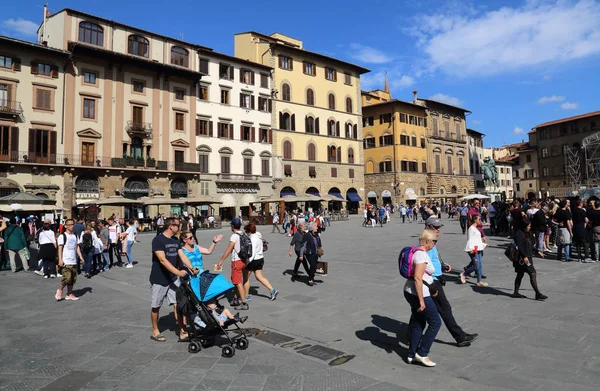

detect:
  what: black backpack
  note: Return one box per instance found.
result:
[235,232,253,261]
[81,232,94,252]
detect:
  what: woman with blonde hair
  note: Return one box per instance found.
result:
[403,230,441,367]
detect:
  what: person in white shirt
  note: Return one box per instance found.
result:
[271,212,281,234]
[125,219,137,268]
[37,221,57,278]
[107,217,122,268]
[243,223,278,302]
[460,214,488,286]
[55,219,84,301]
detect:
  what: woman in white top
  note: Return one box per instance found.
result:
[125,219,137,268]
[37,222,57,278]
[403,230,441,367]
[460,214,488,286]
[243,223,278,301]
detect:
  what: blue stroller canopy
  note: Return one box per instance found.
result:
[190,271,234,302]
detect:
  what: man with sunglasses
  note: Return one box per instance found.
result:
[150,217,195,342]
[424,217,478,347]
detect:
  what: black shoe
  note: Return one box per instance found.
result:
[457,333,478,347]
[535,293,548,301]
[234,313,248,324]
[481,275,487,279]
[511,293,527,298]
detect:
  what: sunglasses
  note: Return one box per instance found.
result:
[66,223,74,226]
[185,236,194,240]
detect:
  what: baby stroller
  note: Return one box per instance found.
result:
[177,270,249,358]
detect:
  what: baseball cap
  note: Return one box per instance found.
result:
[231,218,242,228]
[424,217,444,227]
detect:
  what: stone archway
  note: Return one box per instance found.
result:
[170,177,188,199]
[124,176,149,199]
[280,186,296,197]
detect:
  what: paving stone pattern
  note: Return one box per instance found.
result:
[0,215,599,390]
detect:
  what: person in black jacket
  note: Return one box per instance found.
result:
[512,219,548,300]
[298,222,322,286]
[289,221,310,281]
[530,201,548,257]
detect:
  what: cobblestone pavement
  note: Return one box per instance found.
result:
[1,215,599,390]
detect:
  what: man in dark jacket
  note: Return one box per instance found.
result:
[530,200,547,256]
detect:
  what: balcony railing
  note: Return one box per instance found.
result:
[126,121,153,138]
[429,131,467,143]
[0,100,23,116]
[0,151,202,173]
[216,173,259,183]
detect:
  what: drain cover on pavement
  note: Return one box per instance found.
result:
[253,331,295,345]
[297,345,345,361]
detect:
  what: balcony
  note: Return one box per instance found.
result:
[125,121,153,139]
[216,173,260,183]
[0,100,23,118]
[429,131,467,143]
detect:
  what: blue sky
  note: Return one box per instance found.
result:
[2,0,599,148]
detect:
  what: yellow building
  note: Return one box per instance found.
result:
[234,32,369,213]
[362,90,429,205]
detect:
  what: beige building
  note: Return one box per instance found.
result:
[234,32,369,213]
[496,142,538,200]
[0,36,70,202]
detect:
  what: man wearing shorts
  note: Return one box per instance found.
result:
[216,218,249,310]
[55,219,84,301]
[150,217,195,342]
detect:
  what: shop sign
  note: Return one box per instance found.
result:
[216,186,258,194]
[76,193,99,199]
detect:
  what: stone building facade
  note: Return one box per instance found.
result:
[467,128,486,192]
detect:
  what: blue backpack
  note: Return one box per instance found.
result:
[398,246,423,279]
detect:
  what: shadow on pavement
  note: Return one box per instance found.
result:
[72,287,93,297]
[471,285,513,297]
[355,315,409,360]
[158,313,178,332]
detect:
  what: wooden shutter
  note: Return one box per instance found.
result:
[240,125,244,140]
[279,112,283,129]
[200,59,208,74]
[315,118,320,134]
[195,119,201,136]
[331,167,337,177]
[250,96,255,110]
[278,56,283,68]
[268,99,272,113]
[10,127,19,160]
[353,124,357,139]
[250,71,255,85]
[239,93,243,108]
[289,57,293,71]
[28,129,35,157]
[305,116,308,132]
[51,65,59,78]
[336,121,340,137]
[302,62,306,73]
[349,169,354,179]
[30,61,38,75]
[337,147,342,163]
[268,128,272,144]
[209,121,213,137]
[239,69,244,83]
[13,58,21,72]
[49,131,57,164]
[229,124,234,139]
[291,114,295,131]
[229,66,234,80]
[251,127,255,142]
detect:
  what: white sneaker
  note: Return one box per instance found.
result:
[34,270,43,276]
[56,273,62,277]
[44,275,48,279]
[50,274,56,278]
[126,264,134,268]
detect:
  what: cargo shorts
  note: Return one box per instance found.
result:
[61,265,77,287]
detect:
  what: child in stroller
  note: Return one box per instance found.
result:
[177,270,250,358]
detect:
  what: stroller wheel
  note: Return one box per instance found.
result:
[236,338,249,350]
[188,341,201,354]
[221,345,235,358]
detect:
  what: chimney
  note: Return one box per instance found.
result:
[413,90,418,104]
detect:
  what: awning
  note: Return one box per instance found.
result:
[306,192,321,197]
[347,193,362,202]
[405,193,418,200]
[367,191,377,198]
[280,191,296,197]
[382,190,392,197]
[328,192,344,200]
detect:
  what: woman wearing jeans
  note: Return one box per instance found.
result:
[125,219,137,268]
[404,230,441,367]
[460,214,488,286]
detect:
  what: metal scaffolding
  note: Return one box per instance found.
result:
[583,131,600,186]
[564,146,581,190]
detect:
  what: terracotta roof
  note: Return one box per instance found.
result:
[417,98,471,114]
[496,155,519,164]
[0,35,70,56]
[362,98,427,111]
[531,110,600,131]
[502,141,528,149]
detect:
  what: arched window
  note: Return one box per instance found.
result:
[78,22,104,46]
[439,187,445,195]
[345,97,352,113]
[308,143,316,161]
[171,46,189,67]
[328,93,336,110]
[283,140,292,159]
[337,146,342,163]
[420,188,425,196]
[306,88,314,106]
[280,112,291,130]
[328,146,337,162]
[306,116,315,133]
[328,120,337,137]
[451,185,457,194]
[282,83,291,101]
[348,148,354,164]
[128,35,149,57]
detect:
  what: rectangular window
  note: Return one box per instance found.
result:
[331,167,337,177]
[132,106,144,124]
[284,164,292,177]
[409,115,415,125]
[199,58,209,75]
[363,116,374,127]
[175,88,185,100]
[325,67,337,81]
[526,154,531,162]
[82,142,95,165]
[240,93,251,109]
[349,168,354,178]
[259,128,269,143]
[241,126,251,141]
[279,56,292,70]
[197,84,208,100]
[221,156,230,173]
[258,96,269,112]
[309,166,317,178]
[83,71,96,84]
[261,159,270,176]
[380,113,392,123]
[199,154,208,173]
[381,135,393,146]
[432,118,439,135]
[219,64,234,80]
[455,123,460,135]
[400,135,409,146]
[560,126,568,136]
[199,181,209,195]
[240,69,254,84]
[260,73,268,88]
[83,98,96,119]
[34,88,52,110]
[243,157,252,175]
[175,151,185,170]
[303,61,316,76]
[0,56,13,69]
[363,138,375,149]
[133,80,144,93]
[28,128,56,163]
[175,112,185,131]
[417,117,424,127]
[444,120,450,135]
[220,89,229,104]
[421,162,427,172]
[380,161,392,172]
[218,123,230,138]
[196,119,209,136]
[344,72,351,85]
[37,63,52,76]
[400,113,407,123]
[420,138,426,148]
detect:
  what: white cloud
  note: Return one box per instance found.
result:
[538,95,565,104]
[410,0,600,76]
[561,102,579,110]
[348,44,392,64]
[1,18,38,37]
[513,126,524,135]
[360,70,415,92]
[428,93,462,107]
[471,119,482,125]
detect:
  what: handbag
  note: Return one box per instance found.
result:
[504,242,519,264]
[317,247,324,257]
